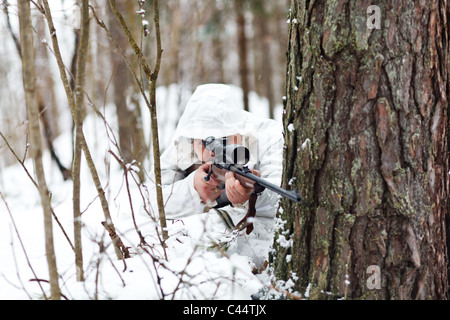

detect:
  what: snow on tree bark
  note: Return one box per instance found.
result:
[275,0,449,299]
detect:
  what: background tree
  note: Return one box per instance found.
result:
[17,0,61,299]
[108,0,168,242]
[235,0,250,111]
[275,0,449,299]
[251,0,275,119]
[72,0,91,282]
[1,1,290,172]
[107,0,147,182]
[3,2,70,180]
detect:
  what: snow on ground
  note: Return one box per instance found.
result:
[0,85,286,300]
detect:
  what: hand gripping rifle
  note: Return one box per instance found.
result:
[201,136,301,234]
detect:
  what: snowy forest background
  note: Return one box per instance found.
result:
[1,0,288,169]
[0,0,295,300]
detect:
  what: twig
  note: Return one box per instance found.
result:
[2,0,22,55]
[108,150,148,247]
[0,131,75,252]
[0,132,36,188]
[89,5,151,111]
[108,0,153,79]
[28,279,69,300]
[0,192,47,299]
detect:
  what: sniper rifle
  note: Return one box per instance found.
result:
[201,136,301,234]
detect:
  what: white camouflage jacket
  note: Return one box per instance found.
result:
[149,84,284,220]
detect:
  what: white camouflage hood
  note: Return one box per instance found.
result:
[173,84,256,140]
[155,83,284,219]
[168,84,259,171]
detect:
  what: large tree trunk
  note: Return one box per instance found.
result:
[275,0,449,300]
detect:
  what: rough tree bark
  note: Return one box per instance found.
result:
[18,0,61,299]
[275,0,449,300]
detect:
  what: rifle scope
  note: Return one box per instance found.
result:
[203,136,250,166]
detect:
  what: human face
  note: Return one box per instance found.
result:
[193,135,243,162]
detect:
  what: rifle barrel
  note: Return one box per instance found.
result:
[228,165,302,203]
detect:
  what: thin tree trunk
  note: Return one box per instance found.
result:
[235,0,249,111]
[17,0,61,299]
[109,1,136,164]
[149,0,169,243]
[72,0,91,282]
[36,15,71,180]
[166,0,181,85]
[125,0,147,184]
[210,2,225,84]
[252,0,275,119]
[275,0,449,300]
[6,7,70,180]
[40,0,129,260]
[70,28,80,163]
[39,21,66,175]
[109,0,168,243]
